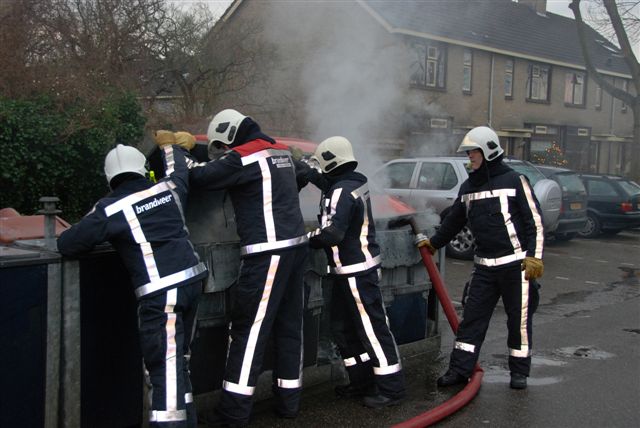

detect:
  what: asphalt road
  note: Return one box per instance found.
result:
[435,230,640,428]
[199,231,640,427]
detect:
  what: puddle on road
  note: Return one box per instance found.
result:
[554,345,615,360]
[617,266,640,285]
[480,364,562,385]
[489,354,567,367]
[482,373,562,386]
[532,356,567,367]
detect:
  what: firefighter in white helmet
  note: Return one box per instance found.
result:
[421,125,544,390]
[298,136,406,408]
[57,138,207,427]
[190,109,308,426]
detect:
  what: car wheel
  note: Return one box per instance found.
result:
[555,232,576,241]
[578,213,601,238]
[446,225,474,260]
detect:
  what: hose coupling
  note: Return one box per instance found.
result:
[414,233,428,247]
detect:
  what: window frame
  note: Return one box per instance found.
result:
[594,84,602,110]
[409,40,447,90]
[504,58,514,99]
[564,70,586,107]
[526,63,551,103]
[621,80,628,113]
[462,48,473,94]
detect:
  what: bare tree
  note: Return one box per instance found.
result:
[1,0,268,128]
[0,0,53,98]
[570,0,640,179]
[198,17,271,118]
[0,0,171,102]
[584,1,639,48]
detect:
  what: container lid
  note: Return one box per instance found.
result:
[0,208,71,244]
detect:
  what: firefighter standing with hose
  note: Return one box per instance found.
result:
[421,126,544,390]
[57,132,207,427]
[297,136,406,408]
[189,109,308,427]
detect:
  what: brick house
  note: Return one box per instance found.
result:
[207,0,634,175]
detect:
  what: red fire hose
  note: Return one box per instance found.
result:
[392,220,484,428]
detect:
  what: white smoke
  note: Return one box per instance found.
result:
[256,2,457,231]
[260,2,447,176]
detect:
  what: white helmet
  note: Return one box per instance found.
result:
[312,136,357,174]
[206,109,248,149]
[104,144,147,184]
[457,126,504,161]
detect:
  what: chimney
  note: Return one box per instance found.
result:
[519,0,547,15]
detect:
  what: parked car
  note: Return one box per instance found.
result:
[374,156,561,259]
[535,165,588,241]
[577,173,640,238]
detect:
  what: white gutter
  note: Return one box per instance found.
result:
[220,0,244,23]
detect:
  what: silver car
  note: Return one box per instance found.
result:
[374,156,561,259]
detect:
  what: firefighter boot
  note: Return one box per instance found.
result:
[335,381,376,398]
[510,373,527,389]
[362,393,404,409]
[437,369,469,387]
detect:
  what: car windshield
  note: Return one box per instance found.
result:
[508,162,545,186]
[618,179,640,196]
[556,173,586,193]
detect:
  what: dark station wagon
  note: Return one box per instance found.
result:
[577,173,640,238]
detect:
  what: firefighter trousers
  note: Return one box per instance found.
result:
[448,264,539,378]
[138,280,203,428]
[330,269,405,399]
[217,245,308,425]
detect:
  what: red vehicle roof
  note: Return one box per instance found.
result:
[194,134,318,154]
[191,134,415,218]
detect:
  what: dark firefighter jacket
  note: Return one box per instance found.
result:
[309,171,381,276]
[188,139,307,256]
[57,145,208,298]
[430,162,544,268]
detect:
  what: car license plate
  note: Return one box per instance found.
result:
[570,202,582,210]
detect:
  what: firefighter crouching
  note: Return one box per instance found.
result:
[57,134,207,427]
[297,136,406,408]
[189,109,308,427]
[421,126,544,390]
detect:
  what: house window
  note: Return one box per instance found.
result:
[410,42,446,89]
[621,80,628,113]
[595,84,602,110]
[504,58,514,98]
[462,49,472,93]
[564,71,585,106]
[526,63,550,102]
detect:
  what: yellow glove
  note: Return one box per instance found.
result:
[522,256,544,280]
[174,131,196,151]
[154,130,176,147]
[417,238,437,255]
[289,146,305,161]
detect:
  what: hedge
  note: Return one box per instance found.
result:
[0,92,146,222]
